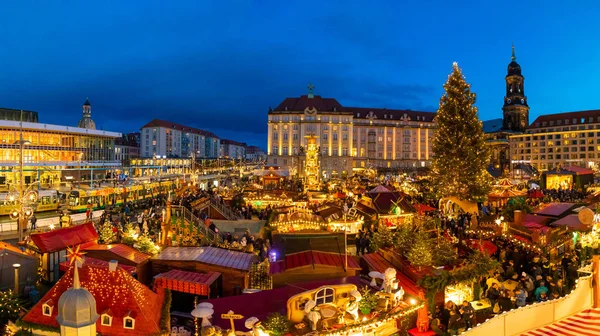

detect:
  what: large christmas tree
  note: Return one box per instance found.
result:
[431,62,492,202]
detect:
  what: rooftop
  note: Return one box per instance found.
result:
[0,119,121,137]
[141,118,219,138]
[152,247,256,271]
[270,250,361,274]
[529,109,600,129]
[83,243,151,264]
[220,138,247,147]
[22,262,165,335]
[29,223,98,254]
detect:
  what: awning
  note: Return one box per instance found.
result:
[153,269,221,296]
[30,223,98,253]
[413,203,436,214]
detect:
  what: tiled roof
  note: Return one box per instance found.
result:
[141,119,219,138]
[483,118,504,133]
[530,109,600,129]
[220,139,247,147]
[153,269,221,296]
[83,243,151,264]
[273,95,345,113]
[270,250,361,274]
[152,247,256,271]
[29,223,98,253]
[59,257,137,274]
[533,203,579,217]
[22,263,165,335]
[347,107,436,122]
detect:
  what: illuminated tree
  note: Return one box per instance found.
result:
[406,232,433,269]
[431,62,492,202]
[0,290,20,323]
[98,220,115,244]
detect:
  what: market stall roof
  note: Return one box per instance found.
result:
[413,203,436,214]
[59,256,137,274]
[29,223,98,253]
[521,222,552,235]
[83,243,151,264]
[523,214,554,225]
[368,185,393,193]
[153,269,220,296]
[528,189,545,199]
[550,214,592,231]
[496,178,514,187]
[202,277,369,331]
[152,247,256,271]
[362,252,420,296]
[533,202,580,217]
[0,241,28,255]
[23,262,165,335]
[488,189,527,199]
[544,166,594,176]
[270,250,360,274]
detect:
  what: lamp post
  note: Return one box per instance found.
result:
[12,263,20,295]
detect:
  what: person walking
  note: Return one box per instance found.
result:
[30,214,37,230]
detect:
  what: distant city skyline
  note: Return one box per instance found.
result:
[1,1,600,148]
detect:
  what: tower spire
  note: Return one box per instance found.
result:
[73,264,80,289]
[511,44,516,61]
[307,83,315,99]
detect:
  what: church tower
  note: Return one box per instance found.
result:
[78,98,97,130]
[502,45,529,132]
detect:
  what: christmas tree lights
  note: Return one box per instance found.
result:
[431,62,492,202]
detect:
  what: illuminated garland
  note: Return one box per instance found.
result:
[319,302,424,336]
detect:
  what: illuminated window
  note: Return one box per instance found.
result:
[101,313,112,326]
[315,287,335,305]
[123,313,135,329]
[42,300,54,317]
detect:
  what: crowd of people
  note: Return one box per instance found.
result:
[428,232,581,335]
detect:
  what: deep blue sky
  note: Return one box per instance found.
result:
[2,1,600,148]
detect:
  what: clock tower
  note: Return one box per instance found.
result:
[502,45,529,132]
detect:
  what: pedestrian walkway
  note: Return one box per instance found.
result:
[0,210,103,239]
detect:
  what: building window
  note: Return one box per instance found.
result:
[315,287,335,305]
[42,301,54,317]
[124,316,135,329]
[101,314,112,326]
[333,133,338,141]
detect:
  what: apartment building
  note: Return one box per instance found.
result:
[509,110,600,172]
[220,139,247,160]
[140,119,220,159]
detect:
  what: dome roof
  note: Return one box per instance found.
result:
[508,61,521,76]
[56,287,99,328]
[78,117,96,130]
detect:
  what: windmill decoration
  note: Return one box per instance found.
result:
[66,245,86,289]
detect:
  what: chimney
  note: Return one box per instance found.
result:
[109,260,118,272]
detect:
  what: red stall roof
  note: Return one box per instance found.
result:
[30,223,98,253]
[84,243,151,264]
[59,257,137,274]
[270,250,361,274]
[153,269,221,296]
[534,203,579,217]
[362,252,420,297]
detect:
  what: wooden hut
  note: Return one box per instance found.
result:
[151,246,256,296]
[25,223,98,282]
[0,242,38,295]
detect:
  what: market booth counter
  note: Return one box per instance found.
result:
[151,246,256,296]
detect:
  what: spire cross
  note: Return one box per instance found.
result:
[511,44,516,61]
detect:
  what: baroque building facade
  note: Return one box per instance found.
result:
[267,85,436,179]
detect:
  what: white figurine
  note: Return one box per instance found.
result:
[304,300,321,331]
[394,286,405,302]
[382,268,399,293]
[345,290,362,321]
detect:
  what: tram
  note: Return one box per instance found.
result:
[0,189,60,215]
[66,180,178,212]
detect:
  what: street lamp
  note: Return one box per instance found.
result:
[12,263,21,295]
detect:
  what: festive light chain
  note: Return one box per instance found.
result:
[459,273,591,335]
[319,303,424,336]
